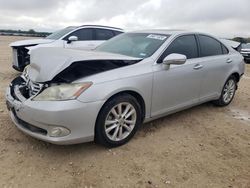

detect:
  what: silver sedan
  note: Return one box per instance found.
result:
[6,30,245,147]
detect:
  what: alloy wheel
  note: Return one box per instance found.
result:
[222,79,236,104]
[104,102,137,141]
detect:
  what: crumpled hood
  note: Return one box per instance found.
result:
[10,38,55,47]
[28,47,141,82]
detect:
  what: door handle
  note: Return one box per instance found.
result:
[193,64,203,70]
[226,58,232,63]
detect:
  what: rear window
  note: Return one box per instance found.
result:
[242,43,250,49]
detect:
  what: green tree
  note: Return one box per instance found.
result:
[28,29,36,34]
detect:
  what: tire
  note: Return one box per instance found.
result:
[213,75,237,106]
[95,94,142,147]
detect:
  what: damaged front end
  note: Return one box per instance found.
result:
[9,71,44,103]
[5,71,49,136]
[9,58,141,104]
[5,47,144,144]
[8,45,143,104]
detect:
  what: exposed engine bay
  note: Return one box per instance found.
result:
[10,59,141,100]
[52,59,140,83]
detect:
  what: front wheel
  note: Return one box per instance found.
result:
[95,94,142,147]
[213,76,237,106]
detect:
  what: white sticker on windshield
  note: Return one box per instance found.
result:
[139,53,147,57]
[146,34,167,40]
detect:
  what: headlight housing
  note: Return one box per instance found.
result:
[33,82,92,101]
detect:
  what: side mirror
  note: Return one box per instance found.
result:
[67,36,78,44]
[162,53,187,66]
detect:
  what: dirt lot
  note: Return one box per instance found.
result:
[0,36,249,188]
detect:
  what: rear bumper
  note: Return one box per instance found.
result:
[5,86,105,145]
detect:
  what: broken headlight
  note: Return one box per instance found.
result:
[33,82,92,101]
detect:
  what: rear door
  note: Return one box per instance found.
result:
[151,34,203,117]
[196,34,232,100]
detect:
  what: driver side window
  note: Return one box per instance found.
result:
[158,35,198,63]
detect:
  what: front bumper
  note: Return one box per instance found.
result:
[5,86,105,145]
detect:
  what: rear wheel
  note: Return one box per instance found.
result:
[213,76,237,106]
[95,94,142,147]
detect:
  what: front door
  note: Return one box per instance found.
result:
[151,34,203,117]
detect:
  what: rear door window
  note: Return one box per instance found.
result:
[198,35,224,57]
[222,44,229,54]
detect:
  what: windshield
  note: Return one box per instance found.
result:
[95,33,169,58]
[46,27,77,40]
[242,43,250,49]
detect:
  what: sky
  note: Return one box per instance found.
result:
[0,0,249,38]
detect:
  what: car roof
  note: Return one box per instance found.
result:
[129,29,206,36]
[74,25,123,31]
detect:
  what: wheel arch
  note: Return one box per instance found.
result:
[95,90,146,133]
[231,72,240,82]
[229,72,241,90]
[220,71,241,91]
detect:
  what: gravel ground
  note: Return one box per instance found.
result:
[0,36,249,188]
